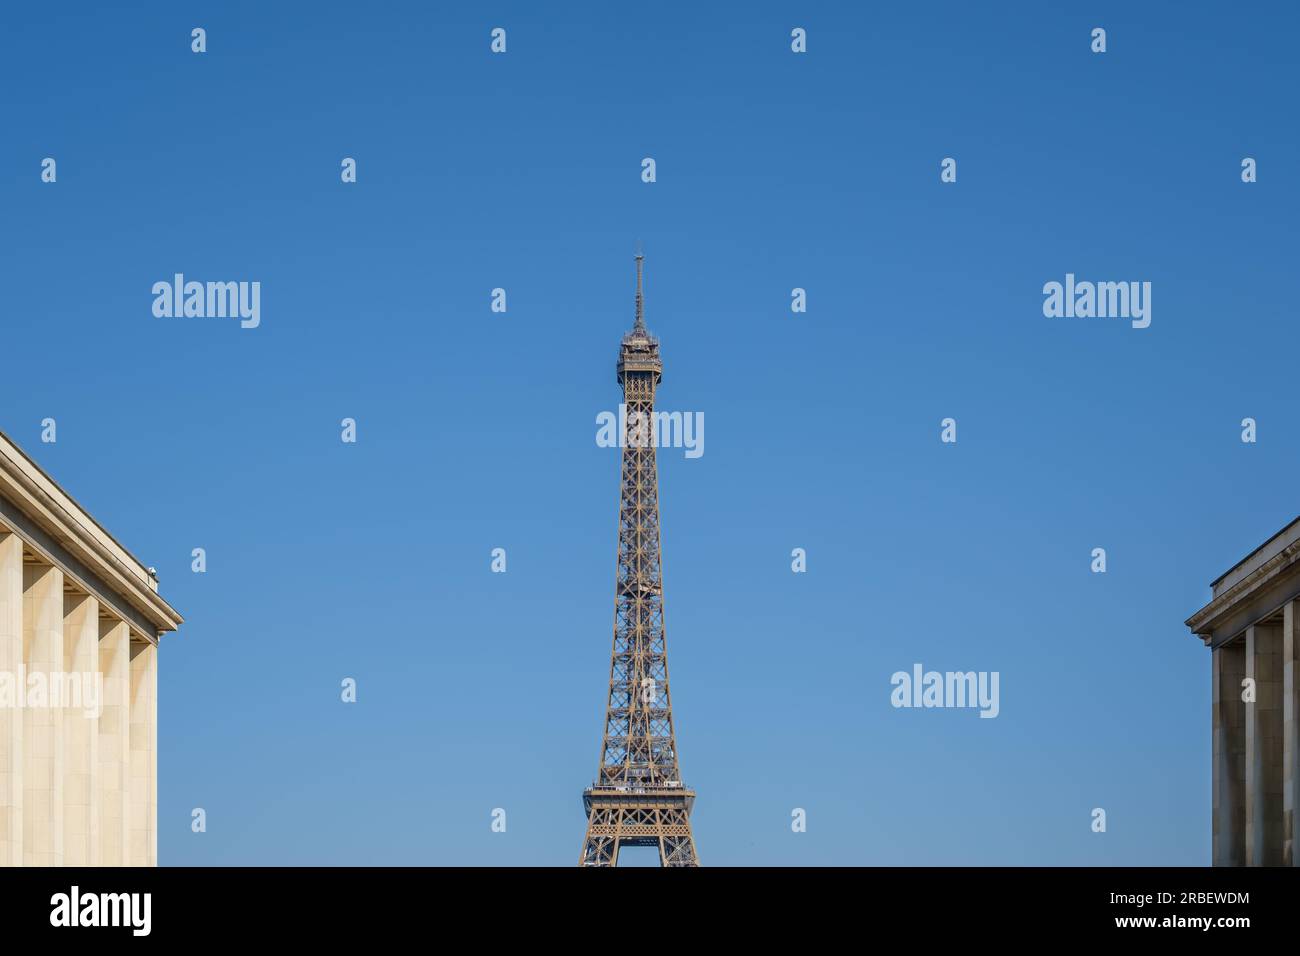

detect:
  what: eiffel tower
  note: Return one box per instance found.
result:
[579,253,699,867]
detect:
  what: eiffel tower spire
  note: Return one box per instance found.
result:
[580,254,699,867]
[633,247,645,331]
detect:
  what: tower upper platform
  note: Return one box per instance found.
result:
[617,253,662,386]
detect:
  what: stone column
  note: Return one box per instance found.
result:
[1284,602,1300,865]
[1246,623,1283,865]
[23,563,64,866]
[128,640,157,866]
[1213,638,1246,865]
[98,620,130,866]
[0,533,23,866]
[62,593,99,865]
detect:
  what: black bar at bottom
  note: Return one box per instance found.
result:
[0,866,1282,941]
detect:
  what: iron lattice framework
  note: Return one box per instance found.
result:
[580,254,699,867]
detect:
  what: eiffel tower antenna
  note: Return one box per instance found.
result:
[634,243,645,331]
[580,254,699,866]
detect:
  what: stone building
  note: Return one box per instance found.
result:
[1187,517,1300,866]
[0,430,182,865]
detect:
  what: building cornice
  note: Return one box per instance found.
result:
[1185,536,1300,647]
[0,430,182,640]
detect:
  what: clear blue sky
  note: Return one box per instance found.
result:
[2,1,1296,865]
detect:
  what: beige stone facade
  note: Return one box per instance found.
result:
[1187,516,1300,866]
[0,430,181,866]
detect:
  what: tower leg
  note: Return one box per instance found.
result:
[579,806,618,866]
